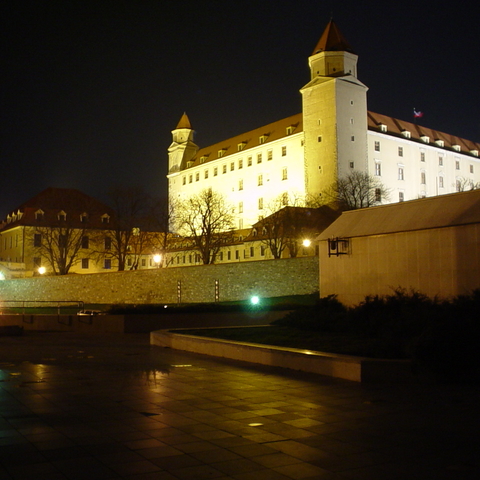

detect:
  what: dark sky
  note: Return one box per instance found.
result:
[2,0,479,217]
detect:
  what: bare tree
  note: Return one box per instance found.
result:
[31,222,88,275]
[323,171,390,210]
[175,189,234,264]
[455,177,480,192]
[107,187,152,271]
[147,197,176,267]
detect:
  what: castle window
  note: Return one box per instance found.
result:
[250,247,254,258]
[453,145,461,152]
[204,169,208,179]
[398,166,404,180]
[101,214,110,224]
[257,153,262,164]
[399,191,404,202]
[470,150,478,157]
[195,172,199,181]
[258,175,263,186]
[239,179,243,190]
[259,134,268,144]
[214,167,218,176]
[435,139,444,147]
[375,188,382,202]
[58,211,66,221]
[374,141,380,151]
[456,180,461,192]
[230,162,234,171]
[375,162,381,176]
[402,130,411,138]
[222,165,227,174]
[349,162,354,169]
[104,259,111,269]
[35,210,44,221]
[439,176,444,188]
[421,135,430,144]
[380,124,387,132]
[282,146,287,156]
[282,192,288,205]
[318,136,322,142]
[261,245,266,256]
[34,233,42,247]
[351,136,355,142]
[247,156,252,166]
[258,198,263,210]
[186,161,194,168]
[239,201,243,213]
[189,175,192,183]
[456,160,460,170]
[104,237,111,250]
[81,236,89,249]
[238,142,246,151]
[420,152,425,162]
[398,147,403,157]
[350,118,354,124]
[80,213,88,223]
[282,168,288,180]
[421,172,426,184]
[470,165,474,174]
[267,150,273,160]
[286,125,295,135]
[238,159,243,169]
[218,149,226,158]
[182,176,186,185]
[81,258,89,269]
[200,155,208,163]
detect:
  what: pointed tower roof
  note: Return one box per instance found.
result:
[312,20,355,55]
[176,112,192,129]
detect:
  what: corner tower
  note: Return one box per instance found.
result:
[168,113,198,174]
[301,20,368,198]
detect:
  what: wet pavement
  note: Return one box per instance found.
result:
[0,332,479,479]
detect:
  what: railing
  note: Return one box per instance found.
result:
[0,300,84,316]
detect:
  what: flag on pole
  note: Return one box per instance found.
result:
[413,108,424,118]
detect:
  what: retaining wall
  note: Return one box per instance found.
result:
[0,257,318,305]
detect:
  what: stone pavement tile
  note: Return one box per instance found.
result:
[227,443,279,458]
[209,436,256,449]
[189,447,243,464]
[168,464,226,480]
[52,457,120,479]
[250,453,301,468]
[273,462,331,479]
[136,444,185,459]
[109,459,162,476]
[175,440,221,454]
[151,453,203,470]
[213,457,268,476]
[232,470,293,480]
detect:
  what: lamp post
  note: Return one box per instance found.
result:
[38,266,46,275]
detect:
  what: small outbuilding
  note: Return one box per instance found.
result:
[318,189,480,306]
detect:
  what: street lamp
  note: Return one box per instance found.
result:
[38,266,46,275]
[153,254,162,268]
[302,239,311,247]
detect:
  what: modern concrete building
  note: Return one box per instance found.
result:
[318,189,480,306]
[167,20,480,231]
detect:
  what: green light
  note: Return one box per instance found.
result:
[251,296,260,305]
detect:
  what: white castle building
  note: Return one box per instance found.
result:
[167,20,480,230]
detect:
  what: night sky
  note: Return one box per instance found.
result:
[2,1,479,217]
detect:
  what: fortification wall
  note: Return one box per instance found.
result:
[0,257,318,305]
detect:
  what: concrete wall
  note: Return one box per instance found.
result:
[0,257,318,305]
[319,223,480,306]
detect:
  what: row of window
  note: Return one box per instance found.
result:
[34,210,111,223]
[33,234,112,250]
[183,147,288,185]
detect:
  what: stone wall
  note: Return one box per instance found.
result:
[0,257,318,305]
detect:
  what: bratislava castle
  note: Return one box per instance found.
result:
[167,21,480,230]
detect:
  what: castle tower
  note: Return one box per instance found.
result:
[168,113,198,174]
[301,20,368,199]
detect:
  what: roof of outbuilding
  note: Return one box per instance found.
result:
[318,189,480,240]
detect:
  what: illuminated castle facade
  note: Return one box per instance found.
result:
[167,21,480,230]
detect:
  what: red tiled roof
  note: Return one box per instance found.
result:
[312,20,355,55]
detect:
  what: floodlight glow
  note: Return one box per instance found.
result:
[302,239,311,247]
[0,272,5,281]
[38,267,46,275]
[251,296,260,305]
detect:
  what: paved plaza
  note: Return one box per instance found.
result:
[0,332,479,479]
